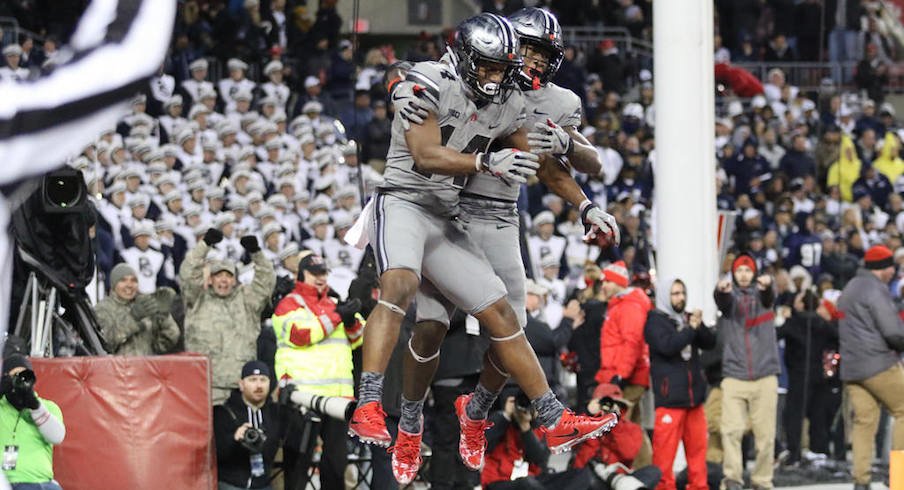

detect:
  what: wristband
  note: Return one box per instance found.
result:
[579,199,593,215]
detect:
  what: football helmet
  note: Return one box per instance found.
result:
[508,8,565,90]
[450,13,522,102]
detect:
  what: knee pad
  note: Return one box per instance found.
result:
[489,328,525,343]
[377,299,406,316]
[408,337,440,363]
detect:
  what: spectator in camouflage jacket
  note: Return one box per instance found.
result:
[96,263,181,356]
[180,229,276,405]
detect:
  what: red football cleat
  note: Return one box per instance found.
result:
[348,401,392,447]
[543,410,619,454]
[389,427,423,485]
[454,394,493,471]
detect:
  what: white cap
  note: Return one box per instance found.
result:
[302,101,323,114]
[131,220,155,237]
[262,222,283,239]
[304,76,321,89]
[227,58,249,72]
[189,58,208,71]
[533,211,555,227]
[264,60,283,75]
[3,44,22,57]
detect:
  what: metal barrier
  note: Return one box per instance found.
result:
[733,61,859,92]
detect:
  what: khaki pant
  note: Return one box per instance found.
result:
[720,376,778,489]
[624,383,653,467]
[705,386,723,463]
[846,363,904,485]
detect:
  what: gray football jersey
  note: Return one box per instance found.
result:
[382,61,526,216]
[461,82,582,203]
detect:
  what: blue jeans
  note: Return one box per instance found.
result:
[12,482,63,490]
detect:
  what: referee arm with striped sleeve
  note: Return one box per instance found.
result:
[0,4,176,486]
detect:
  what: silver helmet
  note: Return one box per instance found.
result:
[508,8,564,90]
[450,13,522,103]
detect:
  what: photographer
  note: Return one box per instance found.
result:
[270,251,364,490]
[213,361,281,490]
[482,390,593,490]
[95,263,181,356]
[572,384,661,490]
[0,355,65,490]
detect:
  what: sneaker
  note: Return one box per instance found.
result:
[454,394,493,470]
[348,401,392,447]
[389,428,423,485]
[543,409,618,454]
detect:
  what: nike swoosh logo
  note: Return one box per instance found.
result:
[496,224,509,229]
[533,108,547,115]
[391,93,406,101]
[489,123,501,129]
[551,428,580,439]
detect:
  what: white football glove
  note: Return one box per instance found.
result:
[527,119,574,156]
[391,83,430,131]
[476,149,540,184]
[581,204,621,247]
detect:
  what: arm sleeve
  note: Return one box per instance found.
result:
[244,251,277,316]
[760,285,775,309]
[571,437,601,469]
[609,305,647,379]
[0,0,176,182]
[644,315,695,357]
[95,300,141,351]
[870,297,904,351]
[178,240,209,309]
[29,401,64,445]
[485,411,510,452]
[693,325,718,350]
[520,428,550,469]
[714,289,734,315]
[213,406,246,462]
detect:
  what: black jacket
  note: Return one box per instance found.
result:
[779,311,839,382]
[525,314,574,389]
[214,389,282,489]
[645,310,716,408]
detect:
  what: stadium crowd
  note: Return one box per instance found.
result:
[3,0,904,489]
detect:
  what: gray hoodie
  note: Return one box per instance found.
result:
[714,280,780,381]
[838,268,904,381]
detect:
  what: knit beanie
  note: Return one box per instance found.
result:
[602,261,629,288]
[865,245,894,270]
[110,263,137,288]
[732,254,757,275]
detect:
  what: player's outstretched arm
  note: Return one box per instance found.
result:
[0,0,176,184]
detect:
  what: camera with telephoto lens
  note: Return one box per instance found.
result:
[241,427,267,453]
[12,369,35,394]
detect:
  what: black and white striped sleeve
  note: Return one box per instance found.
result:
[0,0,176,185]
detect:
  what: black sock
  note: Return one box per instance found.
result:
[531,390,564,428]
[357,371,384,406]
[399,396,425,434]
[465,383,500,420]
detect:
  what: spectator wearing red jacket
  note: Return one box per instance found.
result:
[572,384,662,489]
[594,260,653,465]
[481,391,593,490]
[645,278,716,490]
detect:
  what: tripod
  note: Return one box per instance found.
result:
[11,247,107,356]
